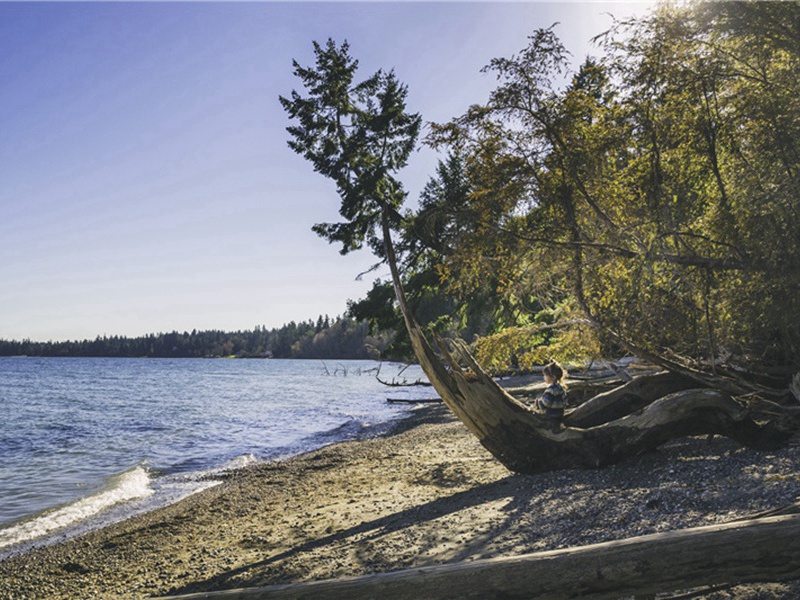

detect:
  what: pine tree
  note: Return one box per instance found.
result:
[280,39,421,258]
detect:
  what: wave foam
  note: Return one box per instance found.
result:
[0,466,153,549]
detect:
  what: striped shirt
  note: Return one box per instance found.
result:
[540,382,566,410]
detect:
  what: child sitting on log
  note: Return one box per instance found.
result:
[536,361,567,429]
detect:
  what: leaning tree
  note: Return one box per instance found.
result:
[281,31,799,474]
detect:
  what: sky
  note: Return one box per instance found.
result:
[0,1,654,342]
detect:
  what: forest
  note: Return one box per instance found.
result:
[0,316,394,360]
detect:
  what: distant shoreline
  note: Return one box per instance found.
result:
[0,317,401,362]
[0,354,412,362]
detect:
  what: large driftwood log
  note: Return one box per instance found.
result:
[425,343,787,473]
[159,511,800,600]
[387,398,442,404]
[564,371,702,428]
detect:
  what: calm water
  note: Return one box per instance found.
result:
[0,357,434,554]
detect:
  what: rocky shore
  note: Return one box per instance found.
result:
[1,403,798,599]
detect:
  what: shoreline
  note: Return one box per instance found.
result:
[1,404,799,599]
[0,409,416,561]
[0,356,432,560]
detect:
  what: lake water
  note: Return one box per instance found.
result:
[0,357,435,556]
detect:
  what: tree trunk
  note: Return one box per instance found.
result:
[159,511,800,600]
[564,371,701,428]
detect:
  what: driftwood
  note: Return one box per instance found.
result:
[504,375,636,404]
[377,375,432,387]
[552,376,623,402]
[420,344,788,473]
[158,509,800,600]
[386,398,443,404]
[376,363,432,388]
[563,371,701,428]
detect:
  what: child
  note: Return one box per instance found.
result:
[536,361,567,429]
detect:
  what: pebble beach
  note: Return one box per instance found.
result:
[1,403,799,599]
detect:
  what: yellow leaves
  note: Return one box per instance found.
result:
[422,4,800,373]
[472,326,542,374]
[471,319,600,375]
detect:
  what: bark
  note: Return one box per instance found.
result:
[564,371,701,428]
[159,511,800,600]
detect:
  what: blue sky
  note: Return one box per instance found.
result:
[0,1,653,342]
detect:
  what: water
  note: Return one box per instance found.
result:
[0,357,435,555]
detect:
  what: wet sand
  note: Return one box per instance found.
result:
[1,404,798,599]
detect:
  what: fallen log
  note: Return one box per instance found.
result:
[377,375,432,387]
[413,337,790,473]
[564,371,701,428]
[158,511,800,600]
[386,398,442,404]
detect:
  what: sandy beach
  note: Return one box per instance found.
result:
[1,403,799,599]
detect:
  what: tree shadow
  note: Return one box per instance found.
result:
[163,432,786,597]
[164,474,525,596]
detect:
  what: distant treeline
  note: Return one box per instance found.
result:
[0,316,396,360]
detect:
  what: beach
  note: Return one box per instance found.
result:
[1,403,799,599]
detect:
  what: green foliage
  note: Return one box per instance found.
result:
[280,39,421,257]
[348,150,537,357]
[284,7,800,380]
[472,302,601,374]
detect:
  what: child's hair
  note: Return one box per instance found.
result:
[543,361,566,385]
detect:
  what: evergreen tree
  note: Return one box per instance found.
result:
[280,39,421,258]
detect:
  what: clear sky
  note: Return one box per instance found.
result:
[0,1,653,342]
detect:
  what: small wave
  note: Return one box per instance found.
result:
[300,416,401,451]
[315,418,365,440]
[196,454,259,478]
[221,453,258,470]
[0,466,153,549]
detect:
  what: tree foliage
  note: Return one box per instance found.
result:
[280,39,421,257]
[424,3,800,384]
[282,5,799,392]
[282,39,458,359]
[283,2,799,478]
